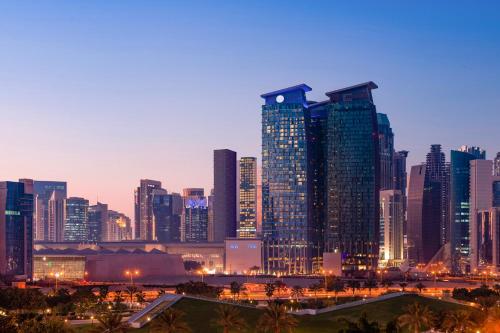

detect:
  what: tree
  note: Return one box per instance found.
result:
[385,319,400,333]
[399,282,408,292]
[397,303,434,333]
[338,312,380,333]
[415,282,426,294]
[18,316,75,333]
[483,307,500,333]
[249,266,260,275]
[381,280,393,291]
[125,285,138,304]
[257,302,298,333]
[136,291,146,305]
[98,286,109,303]
[308,283,322,301]
[265,283,276,301]
[328,278,345,302]
[274,281,287,297]
[442,310,477,333]
[290,286,304,303]
[158,289,166,297]
[0,312,18,333]
[89,311,129,333]
[346,280,361,296]
[363,279,378,296]
[150,308,191,333]
[113,290,124,304]
[230,281,242,301]
[212,305,247,333]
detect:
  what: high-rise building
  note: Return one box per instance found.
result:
[325,82,380,272]
[407,164,441,264]
[32,181,67,241]
[393,151,409,194]
[207,189,215,242]
[135,179,162,241]
[490,208,500,270]
[64,197,89,241]
[377,113,394,190]
[48,190,65,242]
[261,84,325,274]
[0,180,34,278]
[239,157,257,238]
[450,147,485,271]
[183,188,208,242]
[107,210,132,241]
[213,149,237,242]
[493,181,500,208]
[425,145,449,246]
[256,168,263,236]
[379,190,404,263]
[88,202,108,242]
[152,189,180,243]
[494,152,500,177]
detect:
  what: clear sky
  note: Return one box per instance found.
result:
[1,1,499,218]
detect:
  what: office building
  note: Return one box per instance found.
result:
[183,188,208,242]
[88,202,108,242]
[0,180,34,278]
[261,84,325,274]
[107,210,132,241]
[213,149,237,242]
[325,82,380,271]
[135,179,162,241]
[494,152,500,177]
[48,190,65,242]
[225,238,263,274]
[393,151,409,194]
[64,197,89,242]
[379,190,404,265]
[239,157,257,238]
[207,189,215,241]
[33,181,67,241]
[490,208,500,271]
[152,189,181,243]
[377,113,394,190]
[450,147,485,271]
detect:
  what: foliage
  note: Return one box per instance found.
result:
[88,311,129,333]
[230,281,243,300]
[397,303,434,333]
[264,283,276,300]
[399,283,408,292]
[212,305,247,333]
[346,280,361,295]
[175,281,223,298]
[290,286,304,302]
[441,310,478,333]
[150,308,191,333]
[415,282,426,293]
[327,277,345,301]
[17,315,75,333]
[452,285,498,302]
[257,302,298,333]
[0,287,47,310]
[337,312,380,333]
[363,279,378,295]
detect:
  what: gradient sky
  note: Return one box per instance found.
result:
[1,1,500,218]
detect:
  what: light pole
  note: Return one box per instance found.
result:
[55,272,60,290]
[125,270,139,285]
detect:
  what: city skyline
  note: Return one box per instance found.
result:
[1,1,500,218]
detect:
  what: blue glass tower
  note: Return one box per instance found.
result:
[0,181,34,278]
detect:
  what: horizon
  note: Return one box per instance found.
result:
[1,1,500,218]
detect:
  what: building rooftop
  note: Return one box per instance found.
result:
[325,81,378,96]
[260,84,312,98]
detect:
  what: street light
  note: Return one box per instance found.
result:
[125,270,140,285]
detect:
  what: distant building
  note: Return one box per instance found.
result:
[0,180,34,278]
[379,190,404,264]
[88,202,108,242]
[107,210,132,241]
[64,197,89,242]
[183,188,208,242]
[135,179,162,241]
[152,189,180,243]
[225,238,262,274]
[213,149,237,242]
[48,190,65,242]
[207,189,214,242]
[377,113,394,191]
[239,157,257,238]
[495,152,500,177]
[33,181,67,241]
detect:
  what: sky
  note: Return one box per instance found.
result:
[1,1,500,218]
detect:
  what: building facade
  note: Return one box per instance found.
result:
[48,190,65,242]
[239,157,257,238]
[152,189,181,243]
[377,113,394,191]
[135,179,162,241]
[183,188,208,242]
[213,149,237,242]
[107,210,132,241]
[495,152,500,177]
[64,197,89,242]
[0,180,34,278]
[379,190,404,264]
[33,181,67,241]
[88,202,108,242]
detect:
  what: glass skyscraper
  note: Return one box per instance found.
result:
[183,188,208,242]
[0,180,34,278]
[64,197,89,241]
[33,181,67,241]
[377,113,394,191]
[239,157,257,238]
[325,82,380,271]
[88,202,108,242]
[153,189,181,242]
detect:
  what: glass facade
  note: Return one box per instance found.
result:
[184,197,208,242]
[0,181,33,277]
[64,197,89,241]
[88,202,107,242]
[239,157,257,238]
[153,189,181,243]
[493,181,500,207]
[33,255,86,281]
[33,181,67,241]
[325,83,380,271]
[377,113,394,191]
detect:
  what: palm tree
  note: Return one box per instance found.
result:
[290,286,304,303]
[136,291,146,305]
[113,290,124,304]
[212,305,247,333]
[265,283,276,301]
[415,282,426,294]
[338,312,380,333]
[150,308,191,333]
[308,283,322,301]
[329,278,345,302]
[363,279,378,296]
[158,289,166,297]
[98,285,109,303]
[89,311,129,333]
[230,281,242,301]
[125,285,138,304]
[483,307,500,333]
[442,310,477,333]
[346,280,361,296]
[397,303,434,333]
[399,282,408,292]
[257,302,298,333]
[18,316,75,333]
[382,280,393,291]
[274,281,287,297]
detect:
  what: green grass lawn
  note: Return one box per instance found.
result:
[74,294,470,333]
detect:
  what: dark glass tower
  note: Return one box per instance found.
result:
[325,82,380,271]
[0,181,34,278]
[377,113,394,190]
[153,189,180,242]
[239,157,257,238]
[213,149,237,242]
[88,202,108,242]
[33,181,67,241]
[135,179,162,241]
[64,197,89,241]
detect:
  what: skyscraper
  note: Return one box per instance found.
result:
[152,189,180,242]
[33,181,67,241]
[239,157,257,238]
[135,179,162,241]
[0,180,34,278]
[207,189,214,242]
[325,82,380,271]
[425,145,449,246]
[88,202,108,242]
[377,113,394,190]
[393,151,409,193]
[64,197,89,241]
[379,190,404,263]
[48,190,65,242]
[450,147,486,268]
[107,210,132,241]
[213,149,237,242]
[494,152,500,176]
[183,188,208,242]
